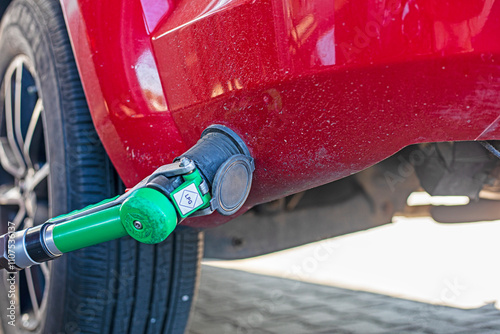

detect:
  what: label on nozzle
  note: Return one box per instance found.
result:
[172,183,204,216]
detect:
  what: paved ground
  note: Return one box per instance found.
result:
[203,216,500,310]
[188,265,500,334]
[189,209,500,334]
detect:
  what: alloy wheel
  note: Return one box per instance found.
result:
[0,55,51,331]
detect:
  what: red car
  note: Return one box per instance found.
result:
[0,0,499,333]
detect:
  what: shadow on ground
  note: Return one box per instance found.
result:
[188,265,500,334]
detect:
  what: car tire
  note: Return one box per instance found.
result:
[0,1,202,333]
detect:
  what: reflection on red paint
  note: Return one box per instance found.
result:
[61,0,500,227]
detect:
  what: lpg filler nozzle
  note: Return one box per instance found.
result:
[0,125,254,271]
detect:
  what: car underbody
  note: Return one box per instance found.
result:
[205,141,500,259]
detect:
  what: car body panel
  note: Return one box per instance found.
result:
[60,0,500,227]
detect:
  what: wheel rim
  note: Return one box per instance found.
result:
[0,55,51,331]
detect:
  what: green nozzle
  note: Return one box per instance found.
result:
[52,188,179,253]
[120,188,178,244]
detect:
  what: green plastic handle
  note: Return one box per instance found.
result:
[51,169,211,253]
[52,188,180,253]
[53,205,127,253]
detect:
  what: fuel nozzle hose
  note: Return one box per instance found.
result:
[0,125,254,271]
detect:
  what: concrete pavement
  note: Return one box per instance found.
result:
[189,214,500,333]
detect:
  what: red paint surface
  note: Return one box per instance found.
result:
[61,0,500,227]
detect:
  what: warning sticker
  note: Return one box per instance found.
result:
[172,183,204,216]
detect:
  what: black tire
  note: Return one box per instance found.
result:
[0,1,202,333]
